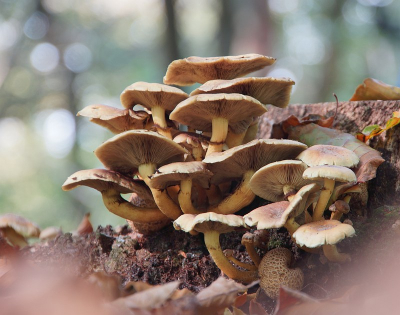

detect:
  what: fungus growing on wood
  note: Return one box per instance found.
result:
[0,214,41,248]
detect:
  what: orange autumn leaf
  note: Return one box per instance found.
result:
[350,78,400,101]
[356,111,400,142]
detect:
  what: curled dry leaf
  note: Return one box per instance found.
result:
[75,213,93,236]
[356,111,400,142]
[350,78,400,102]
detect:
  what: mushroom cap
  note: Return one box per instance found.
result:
[329,200,350,214]
[292,220,355,248]
[190,77,295,108]
[297,145,359,168]
[39,226,63,241]
[259,248,304,299]
[94,130,187,176]
[173,212,244,234]
[0,214,40,238]
[203,139,308,184]
[120,82,188,111]
[77,104,150,134]
[303,165,357,183]
[149,161,213,189]
[62,169,151,197]
[249,160,312,202]
[164,54,276,86]
[169,93,267,134]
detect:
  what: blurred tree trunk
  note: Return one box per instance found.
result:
[164,0,180,63]
[218,0,233,55]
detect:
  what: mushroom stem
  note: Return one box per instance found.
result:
[312,179,335,221]
[284,217,300,236]
[139,163,183,220]
[101,189,169,223]
[322,244,351,263]
[204,230,258,283]
[242,121,258,144]
[205,184,223,206]
[227,256,258,271]
[2,227,29,248]
[178,178,202,214]
[207,117,229,156]
[208,170,255,214]
[243,242,262,267]
[151,106,172,139]
[192,145,204,161]
[225,130,246,148]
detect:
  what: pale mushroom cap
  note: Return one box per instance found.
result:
[287,183,321,218]
[297,145,359,168]
[149,161,213,189]
[120,82,188,111]
[94,130,187,175]
[259,248,304,299]
[164,54,276,86]
[203,139,308,184]
[170,93,267,134]
[62,169,151,197]
[303,165,357,183]
[249,160,312,202]
[173,212,244,234]
[39,227,63,240]
[292,220,355,248]
[190,77,294,108]
[0,214,41,238]
[244,201,290,229]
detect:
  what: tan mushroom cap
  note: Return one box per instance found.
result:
[0,214,40,238]
[39,227,63,241]
[249,160,312,202]
[297,145,360,168]
[190,77,294,108]
[77,104,151,133]
[94,130,187,176]
[120,82,188,111]
[170,93,267,134]
[62,169,152,198]
[259,248,304,299]
[173,212,244,234]
[203,139,308,184]
[164,54,276,86]
[292,220,355,248]
[303,165,357,183]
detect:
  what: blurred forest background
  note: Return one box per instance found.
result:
[0,0,399,231]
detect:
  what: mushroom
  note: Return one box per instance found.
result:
[170,94,267,155]
[173,213,258,283]
[303,165,356,221]
[94,130,187,219]
[292,220,355,263]
[39,227,63,241]
[62,169,170,225]
[164,54,276,86]
[190,77,295,108]
[173,132,208,161]
[0,214,41,248]
[329,200,350,221]
[241,232,262,267]
[149,161,213,214]
[203,139,308,214]
[258,248,304,299]
[120,82,188,139]
[77,104,152,133]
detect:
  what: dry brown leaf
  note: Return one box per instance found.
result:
[249,298,269,315]
[350,78,400,101]
[75,213,93,236]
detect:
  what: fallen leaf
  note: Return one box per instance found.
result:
[75,213,93,236]
[356,111,400,142]
[350,78,400,101]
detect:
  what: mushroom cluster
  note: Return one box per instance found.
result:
[63,54,365,298]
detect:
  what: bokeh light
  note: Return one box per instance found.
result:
[30,43,59,73]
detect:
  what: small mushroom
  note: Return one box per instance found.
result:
[241,232,262,267]
[0,214,41,248]
[258,248,304,299]
[39,227,63,241]
[296,145,359,168]
[329,200,350,221]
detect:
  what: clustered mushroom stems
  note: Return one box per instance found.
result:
[151,106,172,139]
[207,117,229,156]
[312,178,335,221]
[225,130,247,148]
[322,244,351,263]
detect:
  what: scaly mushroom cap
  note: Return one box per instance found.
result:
[149,161,213,189]
[94,130,187,176]
[292,220,355,248]
[259,248,304,299]
[190,77,294,108]
[249,160,312,202]
[164,54,276,86]
[173,213,244,234]
[77,104,151,133]
[297,145,359,168]
[0,214,41,238]
[170,93,267,134]
[120,82,188,111]
[303,165,357,183]
[203,139,308,184]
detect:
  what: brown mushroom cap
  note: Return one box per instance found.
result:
[164,54,276,86]
[120,82,188,111]
[190,77,294,108]
[149,161,213,189]
[203,139,308,184]
[0,214,40,238]
[94,130,187,176]
[329,200,350,214]
[292,220,355,248]
[249,160,312,202]
[303,165,357,183]
[259,248,304,299]
[170,93,267,134]
[77,104,151,133]
[297,145,360,168]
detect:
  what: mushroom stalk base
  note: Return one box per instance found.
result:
[312,179,335,221]
[323,244,351,263]
[204,230,258,283]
